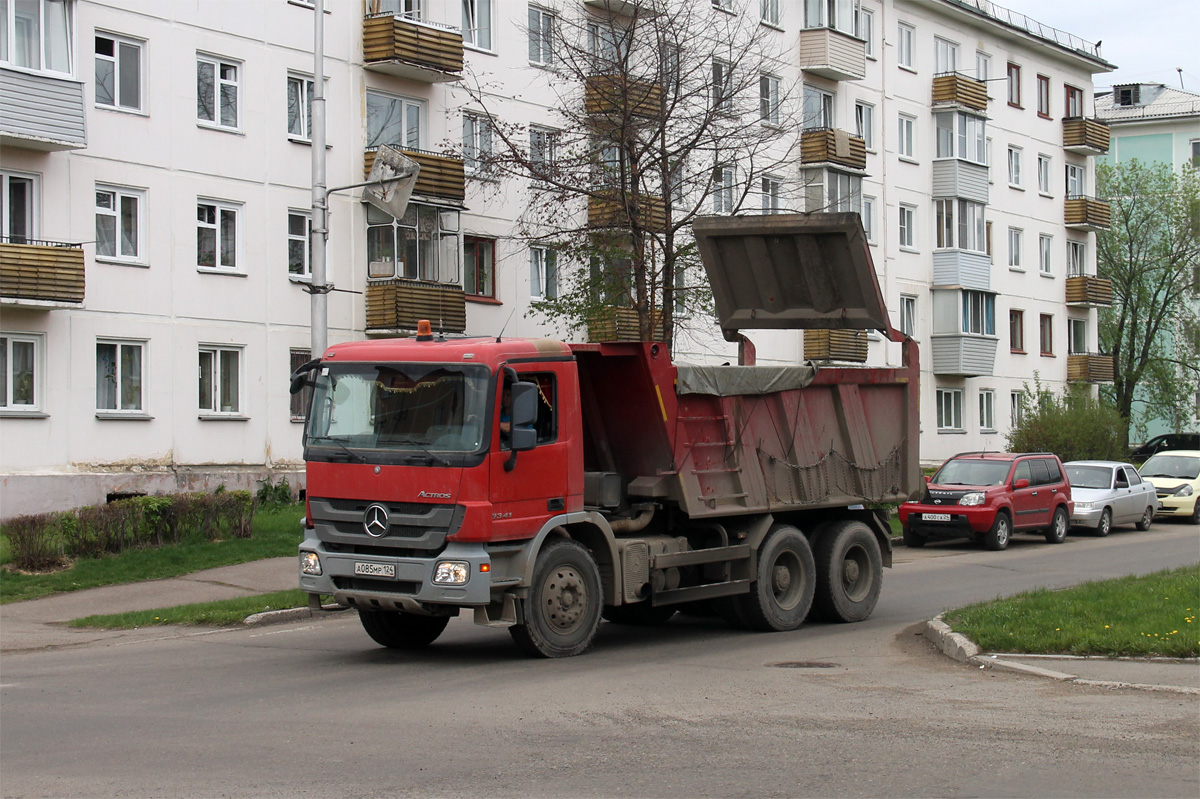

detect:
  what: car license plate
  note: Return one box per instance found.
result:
[923,513,951,522]
[354,562,395,578]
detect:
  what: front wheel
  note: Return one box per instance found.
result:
[733,524,815,632]
[510,539,603,658]
[1045,506,1069,544]
[811,520,883,623]
[359,610,450,649]
[1095,507,1112,537]
[1191,500,1200,526]
[1135,505,1154,531]
[984,512,1011,551]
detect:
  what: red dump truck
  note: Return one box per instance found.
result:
[293,213,920,657]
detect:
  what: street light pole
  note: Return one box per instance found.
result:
[310,0,329,359]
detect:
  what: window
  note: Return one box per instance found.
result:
[464,236,495,298]
[290,349,312,421]
[288,211,312,279]
[899,294,916,337]
[462,112,493,175]
[1,172,36,242]
[802,85,833,130]
[1039,313,1053,355]
[1066,163,1086,198]
[857,8,874,57]
[760,74,780,124]
[0,333,41,411]
[1190,139,1200,167]
[805,0,856,33]
[95,186,142,262]
[197,54,239,129]
[3,0,72,73]
[1067,240,1086,276]
[855,101,874,150]
[861,196,875,242]
[287,75,314,140]
[712,0,734,10]
[1006,62,1021,107]
[1010,391,1025,426]
[1038,234,1052,275]
[530,126,558,178]
[528,6,554,65]
[1115,85,1141,106]
[825,171,861,214]
[937,389,963,431]
[897,22,914,69]
[95,33,142,111]
[1036,74,1050,117]
[935,199,985,252]
[712,165,734,213]
[366,203,460,283]
[975,51,990,81]
[712,59,732,112]
[898,204,916,249]
[761,0,780,26]
[1037,154,1051,194]
[1009,309,1025,352]
[530,246,557,299]
[367,91,422,149]
[199,346,241,415]
[897,114,915,159]
[463,0,491,49]
[961,290,995,335]
[934,37,958,74]
[933,111,986,163]
[761,176,781,214]
[588,20,623,66]
[96,340,144,413]
[1068,318,1087,355]
[1007,227,1023,269]
[197,200,239,271]
[1007,146,1022,187]
[379,0,422,19]
[1065,85,1083,118]
[979,389,996,431]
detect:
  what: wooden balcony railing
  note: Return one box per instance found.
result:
[365,279,466,334]
[586,307,664,342]
[362,13,463,81]
[0,239,85,305]
[803,329,868,362]
[800,128,867,171]
[584,75,664,118]
[1063,118,1110,155]
[1065,275,1113,306]
[588,194,668,233]
[932,72,989,112]
[1067,353,1115,383]
[365,147,465,202]
[1065,196,1112,231]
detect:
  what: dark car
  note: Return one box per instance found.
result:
[1130,433,1200,461]
[897,452,1073,551]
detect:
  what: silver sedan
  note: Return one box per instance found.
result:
[1064,461,1159,536]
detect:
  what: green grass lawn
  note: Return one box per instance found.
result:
[68,589,313,629]
[945,565,1200,658]
[1,503,306,605]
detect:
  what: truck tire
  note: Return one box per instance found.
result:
[1045,506,1069,544]
[602,603,677,626]
[983,511,1011,551]
[733,524,815,632]
[510,539,602,658]
[901,525,926,548]
[811,520,883,623]
[359,610,450,649]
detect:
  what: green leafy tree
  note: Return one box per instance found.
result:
[1006,379,1127,463]
[1096,160,1200,445]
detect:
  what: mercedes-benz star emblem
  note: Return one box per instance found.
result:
[363,504,390,537]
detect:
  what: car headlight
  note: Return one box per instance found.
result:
[1174,485,1194,497]
[433,561,470,585]
[959,492,986,506]
[1074,501,1093,510]
[300,551,322,576]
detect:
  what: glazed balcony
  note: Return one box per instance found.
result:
[586,307,665,342]
[1065,275,1114,307]
[362,13,463,82]
[1063,118,1110,156]
[798,27,866,81]
[803,329,868,363]
[581,0,664,17]
[931,72,989,112]
[584,74,664,118]
[930,334,997,377]
[0,239,85,307]
[0,67,86,151]
[365,279,466,335]
[1065,196,1112,231]
[365,147,465,202]
[1067,353,1115,383]
[800,128,867,171]
[588,194,668,233]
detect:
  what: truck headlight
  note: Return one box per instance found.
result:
[434,561,470,585]
[1174,485,1194,497]
[300,551,322,576]
[959,492,986,506]
[1074,501,1093,510]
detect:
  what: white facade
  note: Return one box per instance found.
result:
[0,0,1113,517]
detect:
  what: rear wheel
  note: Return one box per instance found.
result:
[984,512,1011,551]
[901,525,926,548]
[1045,506,1069,544]
[359,610,450,649]
[1136,505,1154,531]
[812,521,883,623]
[1095,507,1112,537]
[602,603,677,626]
[733,524,815,632]
[510,539,602,658]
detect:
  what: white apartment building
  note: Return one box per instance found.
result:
[0,0,1114,518]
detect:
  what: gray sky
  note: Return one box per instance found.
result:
[1003,0,1198,91]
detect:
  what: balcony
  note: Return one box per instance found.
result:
[931,159,989,204]
[931,73,989,112]
[931,334,997,377]
[800,128,867,171]
[932,250,991,292]
[365,279,466,334]
[1067,353,1115,383]
[362,13,463,82]
[0,239,85,307]
[584,74,664,118]
[586,307,665,342]
[581,0,664,17]
[0,67,86,151]
[798,27,866,81]
[1063,118,1110,156]
[588,194,668,233]
[1065,275,1114,307]
[1065,196,1111,231]
[803,329,868,363]
[365,147,465,202]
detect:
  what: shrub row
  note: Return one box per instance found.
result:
[2,491,257,573]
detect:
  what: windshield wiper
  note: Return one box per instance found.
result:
[394,438,451,467]
[313,437,366,463]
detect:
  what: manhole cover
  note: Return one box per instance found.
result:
[769,661,839,669]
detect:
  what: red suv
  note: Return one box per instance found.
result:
[898,452,1073,551]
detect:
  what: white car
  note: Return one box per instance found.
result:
[1063,461,1158,536]
[1139,450,1200,525]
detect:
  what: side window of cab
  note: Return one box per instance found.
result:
[1012,460,1032,485]
[1029,458,1051,485]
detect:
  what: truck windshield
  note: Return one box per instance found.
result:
[933,458,1011,486]
[305,363,490,455]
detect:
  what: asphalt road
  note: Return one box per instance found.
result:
[2,525,1198,799]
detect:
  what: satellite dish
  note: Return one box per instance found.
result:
[364,144,420,219]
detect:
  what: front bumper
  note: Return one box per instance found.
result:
[1070,505,1104,528]
[1154,495,1198,518]
[899,504,997,538]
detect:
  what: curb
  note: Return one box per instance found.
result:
[922,614,1200,695]
[243,603,351,626]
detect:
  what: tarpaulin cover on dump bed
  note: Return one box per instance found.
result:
[675,363,818,396]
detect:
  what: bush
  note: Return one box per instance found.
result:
[255,477,293,509]
[2,513,67,572]
[1007,381,1127,463]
